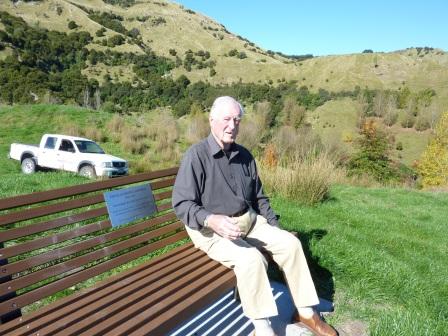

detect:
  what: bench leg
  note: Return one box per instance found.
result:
[0,243,22,324]
[233,286,240,301]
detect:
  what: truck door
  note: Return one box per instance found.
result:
[57,139,78,172]
[39,136,61,169]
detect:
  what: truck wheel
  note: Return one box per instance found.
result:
[21,158,37,174]
[79,165,97,179]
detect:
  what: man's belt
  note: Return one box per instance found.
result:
[231,207,249,217]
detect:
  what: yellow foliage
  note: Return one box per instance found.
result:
[416,111,448,188]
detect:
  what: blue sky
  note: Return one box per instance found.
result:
[174,1,448,56]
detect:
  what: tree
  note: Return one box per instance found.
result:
[416,111,448,188]
[348,120,397,181]
[68,21,78,30]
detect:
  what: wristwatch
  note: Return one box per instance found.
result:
[203,215,211,228]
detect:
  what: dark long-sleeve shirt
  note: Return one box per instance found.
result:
[172,133,279,230]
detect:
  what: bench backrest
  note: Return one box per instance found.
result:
[0,167,184,322]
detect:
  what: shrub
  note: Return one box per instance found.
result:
[401,114,415,128]
[120,126,147,154]
[68,21,78,30]
[383,110,398,126]
[106,114,125,142]
[146,110,179,144]
[84,126,105,142]
[238,52,247,59]
[259,153,335,206]
[96,28,106,37]
[348,120,398,182]
[415,116,430,131]
[280,96,306,128]
[272,125,322,165]
[107,34,125,47]
[228,49,238,57]
[416,111,448,188]
[261,143,279,169]
[184,113,209,145]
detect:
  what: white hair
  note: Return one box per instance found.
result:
[210,96,244,119]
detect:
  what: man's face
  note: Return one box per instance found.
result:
[210,101,242,149]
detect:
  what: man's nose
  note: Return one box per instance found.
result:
[228,118,236,129]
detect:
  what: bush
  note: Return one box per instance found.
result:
[84,126,106,142]
[68,21,78,30]
[120,126,147,154]
[184,113,209,145]
[106,114,125,141]
[383,110,398,126]
[416,111,448,188]
[415,116,430,131]
[348,120,398,182]
[96,28,106,37]
[272,125,322,165]
[238,111,269,152]
[259,153,335,206]
[107,34,125,47]
[401,114,415,128]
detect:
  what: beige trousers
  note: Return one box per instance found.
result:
[185,209,320,319]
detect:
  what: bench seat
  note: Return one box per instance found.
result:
[1,243,234,336]
[0,168,236,335]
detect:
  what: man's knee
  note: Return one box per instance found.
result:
[236,247,268,270]
[282,231,304,254]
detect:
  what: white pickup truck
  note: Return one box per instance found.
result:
[9,134,129,178]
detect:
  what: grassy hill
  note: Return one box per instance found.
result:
[0,0,446,175]
[1,1,447,94]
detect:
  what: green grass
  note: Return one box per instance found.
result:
[272,185,447,335]
[0,172,88,198]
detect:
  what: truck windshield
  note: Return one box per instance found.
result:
[74,140,105,154]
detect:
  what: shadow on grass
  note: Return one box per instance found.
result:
[268,229,335,302]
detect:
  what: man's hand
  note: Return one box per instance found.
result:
[207,214,242,240]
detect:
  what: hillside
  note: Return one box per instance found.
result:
[0,0,446,169]
[1,0,447,94]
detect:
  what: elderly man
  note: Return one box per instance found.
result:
[172,96,337,336]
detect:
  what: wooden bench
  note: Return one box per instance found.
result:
[0,167,236,335]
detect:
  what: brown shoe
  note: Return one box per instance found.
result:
[292,312,337,336]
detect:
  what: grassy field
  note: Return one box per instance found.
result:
[274,185,447,335]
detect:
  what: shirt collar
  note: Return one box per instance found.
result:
[207,133,239,159]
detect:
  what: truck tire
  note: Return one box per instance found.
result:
[79,165,97,179]
[21,158,37,174]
